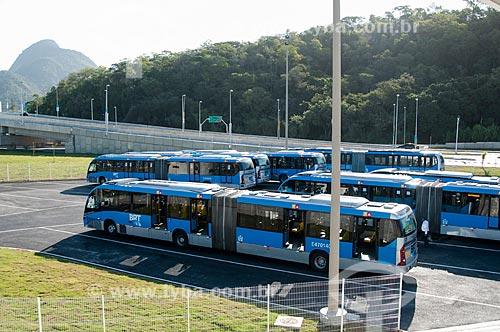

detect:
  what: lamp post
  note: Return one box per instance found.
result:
[403,106,407,144]
[181,94,186,132]
[90,98,94,121]
[277,98,281,139]
[395,94,400,145]
[55,87,59,117]
[320,0,342,322]
[114,106,117,127]
[392,103,396,146]
[229,89,233,148]
[455,115,460,154]
[414,98,419,145]
[105,84,110,135]
[198,100,202,136]
[285,31,290,149]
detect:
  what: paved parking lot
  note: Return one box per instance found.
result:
[1,180,500,331]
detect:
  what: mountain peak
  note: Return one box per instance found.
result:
[6,39,96,94]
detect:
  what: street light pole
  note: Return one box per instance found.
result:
[105,84,110,135]
[55,87,59,117]
[229,89,233,148]
[403,106,407,144]
[455,115,460,154]
[182,94,186,132]
[395,94,400,145]
[392,103,396,146]
[91,98,94,121]
[285,32,290,149]
[277,98,281,139]
[414,98,419,145]
[198,100,202,136]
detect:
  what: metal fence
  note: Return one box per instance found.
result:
[0,274,403,332]
[0,162,88,182]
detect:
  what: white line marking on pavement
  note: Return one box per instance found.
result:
[41,227,327,280]
[0,204,82,218]
[419,261,500,276]
[0,223,82,234]
[419,241,500,253]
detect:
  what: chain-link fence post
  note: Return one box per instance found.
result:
[37,297,42,332]
[267,284,270,332]
[187,289,191,332]
[341,278,345,331]
[101,295,106,332]
[398,273,403,330]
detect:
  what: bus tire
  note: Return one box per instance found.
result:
[104,220,117,236]
[99,176,106,184]
[309,251,328,272]
[173,230,189,248]
[279,174,288,183]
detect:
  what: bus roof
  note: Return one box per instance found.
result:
[268,150,326,158]
[284,170,417,186]
[163,155,253,163]
[95,179,226,197]
[92,153,162,161]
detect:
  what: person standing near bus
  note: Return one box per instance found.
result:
[421,217,430,246]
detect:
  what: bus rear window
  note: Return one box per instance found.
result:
[399,214,416,236]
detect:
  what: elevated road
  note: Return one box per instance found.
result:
[0,112,392,154]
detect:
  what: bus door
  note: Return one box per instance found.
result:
[354,217,378,261]
[189,162,200,182]
[190,199,209,235]
[220,163,234,185]
[151,195,167,230]
[123,160,132,178]
[488,196,499,230]
[285,209,305,250]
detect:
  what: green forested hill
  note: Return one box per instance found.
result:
[33,4,500,144]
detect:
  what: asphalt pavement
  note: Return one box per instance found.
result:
[1,180,500,331]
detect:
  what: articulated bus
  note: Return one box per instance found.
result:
[267,150,327,182]
[304,148,445,173]
[155,154,256,189]
[279,171,500,241]
[84,179,418,274]
[86,153,161,184]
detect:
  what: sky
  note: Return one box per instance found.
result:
[0,0,469,70]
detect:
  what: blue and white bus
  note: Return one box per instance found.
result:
[86,153,161,184]
[155,154,256,189]
[186,150,271,184]
[84,179,418,273]
[267,150,327,183]
[279,171,500,241]
[304,148,445,173]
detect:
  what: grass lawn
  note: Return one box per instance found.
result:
[0,150,94,182]
[446,165,500,177]
[0,248,322,331]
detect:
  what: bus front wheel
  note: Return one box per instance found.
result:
[99,177,106,184]
[310,251,328,272]
[173,231,189,248]
[104,220,117,236]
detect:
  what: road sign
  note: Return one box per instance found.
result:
[208,115,223,123]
